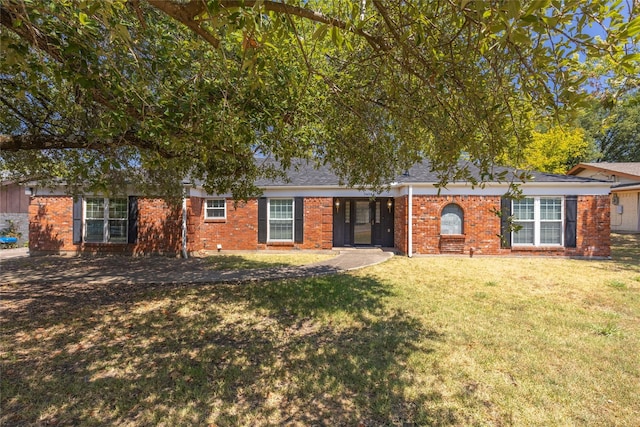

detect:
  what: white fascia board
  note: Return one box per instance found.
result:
[188,187,232,198]
[193,185,403,199]
[262,186,401,198]
[394,182,611,196]
[30,186,66,196]
[516,184,610,196]
[31,185,140,197]
[192,182,611,199]
[612,184,640,193]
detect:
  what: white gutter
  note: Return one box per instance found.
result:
[612,184,640,192]
[181,188,188,259]
[408,184,413,258]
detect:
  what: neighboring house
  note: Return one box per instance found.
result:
[568,162,640,233]
[1,180,31,245]
[28,160,611,257]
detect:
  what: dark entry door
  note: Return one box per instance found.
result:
[333,198,394,247]
[354,201,372,245]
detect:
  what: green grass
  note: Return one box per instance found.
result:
[607,279,627,289]
[1,234,639,425]
[205,253,336,270]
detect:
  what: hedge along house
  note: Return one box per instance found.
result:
[27,160,612,257]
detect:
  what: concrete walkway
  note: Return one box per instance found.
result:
[0,249,393,286]
[0,247,28,260]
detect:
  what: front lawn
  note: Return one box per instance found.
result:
[205,252,336,270]
[1,234,639,425]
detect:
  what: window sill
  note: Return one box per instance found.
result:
[511,245,564,252]
[267,241,295,246]
[82,242,129,245]
[204,218,226,223]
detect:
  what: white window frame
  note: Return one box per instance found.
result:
[204,198,226,220]
[512,196,564,247]
[267,198,294,242]
[84,197,128,244]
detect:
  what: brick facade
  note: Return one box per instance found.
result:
[29,196,73,253]
[406,194,610,257]
[187,198,259,251]
[29,195,334,255]
[28,193,610,257]
[29,196,182,256]
[393,196,408,254]
[187,197,333,252]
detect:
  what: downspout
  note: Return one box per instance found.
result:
[181,187,188,259]
[408,185,413,258]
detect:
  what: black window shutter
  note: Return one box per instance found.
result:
[294,197,304,243]
[128,196,138,244]
[72,196,83,244]
[500,197,512,249]
[565,195,577,248]
[258,197,267,243]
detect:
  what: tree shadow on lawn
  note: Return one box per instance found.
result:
[596,233,640,275]
[611,233,640,265]
[1,274,460,426]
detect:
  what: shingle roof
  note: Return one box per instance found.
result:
[568,162,640,179]
[254,159,341,186]
[255,158,607,187]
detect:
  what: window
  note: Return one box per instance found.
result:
[345,201,350,223]
[441,203,464,235]
[205,199,226,219]
[85,198,128,243]
[268,199,294,241]
[512,197,563,246]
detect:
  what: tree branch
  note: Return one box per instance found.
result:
[0,2,63,62]
[147,0,388,52]
[147,0,221,48]
[0,132,178,158]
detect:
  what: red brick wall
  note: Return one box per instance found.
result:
[296,197,333,250]
[187,198,259,251]
[135,198,182,255]
[29,196,182,256]
[187,197,333,252]
[28,193,610,257]
[409,195,502,255]
[394,196,408,254]
[573,195,610,257]
[403,194,610,257]
[29,196,74,253]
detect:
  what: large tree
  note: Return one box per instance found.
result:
[521,126,597,174]
[581,92,640,162]
[1,0,639,198]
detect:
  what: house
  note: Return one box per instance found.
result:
[28,160,611,257]
[1,180,31,245]
[568,162,640,233]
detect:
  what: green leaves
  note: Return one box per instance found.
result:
[0,0,638,198]
[78,12,89,26]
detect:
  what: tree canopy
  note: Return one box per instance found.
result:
[524,126,597,174]
[1,0,639,198]
[581,92,640,162]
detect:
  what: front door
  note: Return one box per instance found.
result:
[354,200,372,245]
[333,198,395,247]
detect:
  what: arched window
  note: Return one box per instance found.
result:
[441,203,464,235]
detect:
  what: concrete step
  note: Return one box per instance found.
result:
[332,247,394,254]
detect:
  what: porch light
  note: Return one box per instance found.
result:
[387,198,393,212]
[334,198,341,212]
